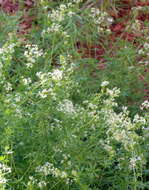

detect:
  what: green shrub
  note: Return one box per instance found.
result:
[0,1,148,189]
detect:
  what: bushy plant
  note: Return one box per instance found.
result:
[0,0,148,190]
[0,57,148,189]
[0,38,148,188]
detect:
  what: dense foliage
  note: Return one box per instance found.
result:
[0,0,149,189]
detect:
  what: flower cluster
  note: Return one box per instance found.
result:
[24,44,44,68]
[138,42,149,55]
[35,69,64,99]
[0,163,11,186]
[140,100,149,110]
[129,156,143,170]
[101,81,109,87]
[42,24,62,35]
[0,42,16,77]
[90,8,113,34]
[51,69,63,81]
[28,176,47,189]
[58,99,76,115]
[0,43,16,62]
[36,162,68,179]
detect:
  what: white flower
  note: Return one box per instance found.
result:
[58,99,75,114]
[4,82,12,92]
[107,17,114,24]
[38,89,49,98]
[140,100,149,110]
[0,163,11,173]
[14,94,21,102]
[61,171,67,178]
[0,177,7,184]
[24,44,43,65]
[101,81,109,87]
[26,62,33,68]
[129,156,141,169]
[144,43,149,50]
[88,103,97,110]
[51,69,63,81]
[108,87,120,97]
[47,24,62,33]
[59,4,67,11]
[133,114,146,124]
[71,170,77,177]
[38,181,46,189]
[36,162,68,179]
[22,77,32,85]
[138,49,144,54]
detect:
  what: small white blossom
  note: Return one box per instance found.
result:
[71,170,77,177]
[4,82,12,92]
[138,49,144,54]
[101,81,109,87]
[107,17,114,24]
[140,100,149,110]
[51,69,63,81]
[133,114,146,124]
[58,99,75,114]
[22,77,32,85]
[38,181,46,189]
[38,89,49,98]
[144,43,149,50]
[129,156,141,169]
[24,44,43,67]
